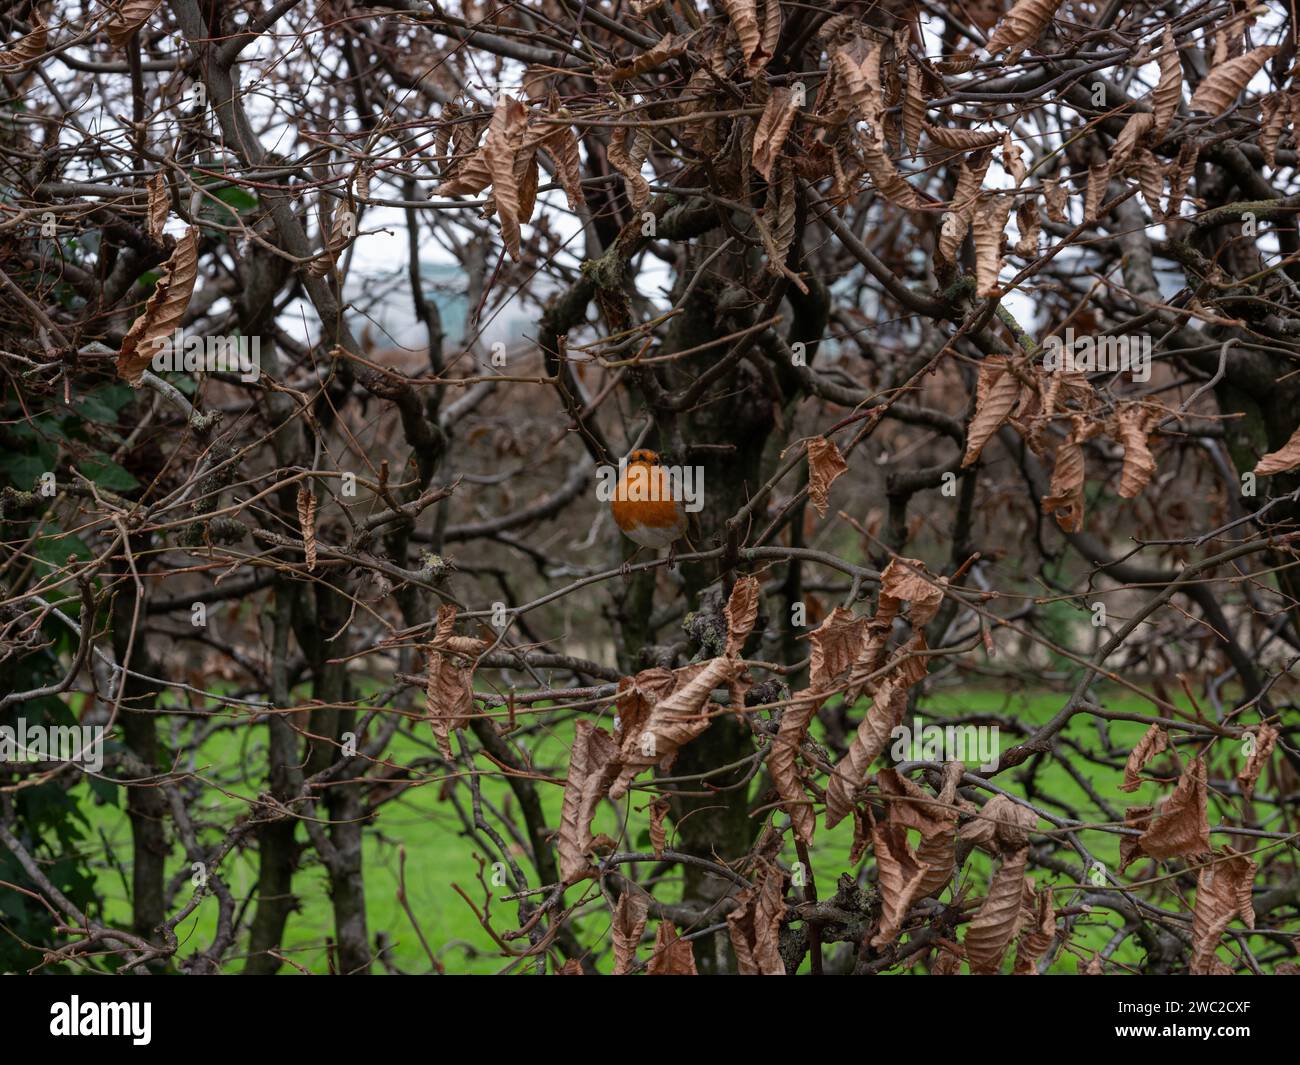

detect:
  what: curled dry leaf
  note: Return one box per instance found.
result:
[1260,93,1287,168]
[806,435,848,517]
[646,920,698,975]
[1237,722,1278,799]
[1001,131,1026,186]
[964,845,1031,973]
[870,815,934,949]
[831,42,884,130]
[606,32,685,81]
[1190,850,1257,974]
[609,656,731,799]
[771,689,824,845]
[424,605,488,759]
[296,485,317,572]
[1014,197,1041,257]
[937,149,992,262]
[146,172,169,242]
[723,573,762,656]
[648,796,671,858]
[726,858,786,974]
[757,162,808,293]
[1165,140,1198,219]
[861,136,923,209]
[614,666,675,747]
[809,606,867,690]
[902,64,926,153]
[719,0,763,75]
[985,0,1064,57]
[924,123,1001,152]
[607,123,652,214]
[611,885,650,974]
[540,122,585,213]
[435,95,529,260]
[1119,804,1154,872]
[1111,112,1154,172]
[959,792,1040,852]
[972,193,1008,295]
[1041,417,1093,533]
[752,87,797,182]
[482,95,529,260]
[1042,176,1069,223]
[962,355,1023,467]
[824,676,908,829]
[1152,27,1183,139]
[1120,721,1169,792]
[558,720,620,883]
[1084,159,1111,222]
[1138,755,1210,858]
[1110,402,1159,499]
[878,556,946,627]
[117,227,198,385]
[1012,885,1056,975]
[108,0,162,50]
[1189,46,1277,116]
[0,9,47,71]
[1253,422,1300,476]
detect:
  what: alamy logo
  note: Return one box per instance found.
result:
[595,460,705,513]
[1042,327,1151,382]
[890,717,1000,772]
[0,719,104,772]
[150,327,261,382]
[49,997,151,1045]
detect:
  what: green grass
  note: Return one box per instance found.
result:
[69,684,1277,974]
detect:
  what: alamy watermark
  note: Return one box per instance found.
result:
[1042,327,1151,382]
[890,717,1000,772]
[0,718,105,773]
[150,327,261,382]
[595,458,705,512]
[49,997,151,1045]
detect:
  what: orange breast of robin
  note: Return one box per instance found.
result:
[610,463,684,532]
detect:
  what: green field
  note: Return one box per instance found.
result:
[68,685,1273,974]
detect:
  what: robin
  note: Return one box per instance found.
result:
[610,448,693,566]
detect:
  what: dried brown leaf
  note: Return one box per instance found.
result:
[296,485,317,572]
[806,435,848,517]
[870,817,933,949]
[972,194,1010,295]
[646,920,698,974]
[965,845,1030,973]
[1120,722,1169,793]
[145,172,169,242]
[1254,423,1300,476]
[1139,755,1211,858]
[108,0,162,50]
[824,676,908,829]
[1190,850,1257,974]
[752,87,798,182]
[609,657,730,799]
[724,573,762,656]
[1012,885,1055,974]
[0,10,47,71]
[726,859,786,974]
[558,720,620,883]
[116,228,198,385]
[611,886,650,974]
[1153,27,1183,139]
[1189,46,1277,116]
[962,355,1022,466]
[1238,722,1278,799]
[985,0,1063,57]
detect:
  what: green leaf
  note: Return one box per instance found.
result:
[82,453,138,491]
